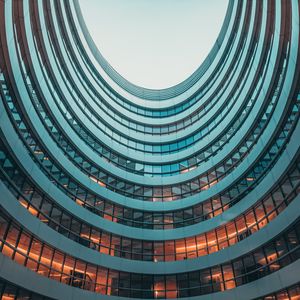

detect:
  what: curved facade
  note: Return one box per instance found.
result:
[0,0,300,299]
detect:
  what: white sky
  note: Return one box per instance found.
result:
[79,0,228,89]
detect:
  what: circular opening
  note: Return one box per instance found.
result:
[79,0,229,89]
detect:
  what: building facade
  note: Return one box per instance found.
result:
[0,0,300,299]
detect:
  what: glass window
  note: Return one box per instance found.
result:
[164,241,175,261]
[5,225,19,247]
[216,227,228,249]
[226,222,237,245]
[196,235,208,256]
[222,264,235,290]
[200,269,212,294]
[175,240,186,260]
[186,237,197,258]
[206,231,218,253]
[255,204,266,228]
[165,275,177,298]
[17,232,30,256]
[211,266,224,292]
[245,210,257,233]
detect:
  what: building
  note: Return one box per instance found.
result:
[0,0,300,299]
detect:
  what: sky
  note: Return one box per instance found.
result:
[79,0,228,89]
